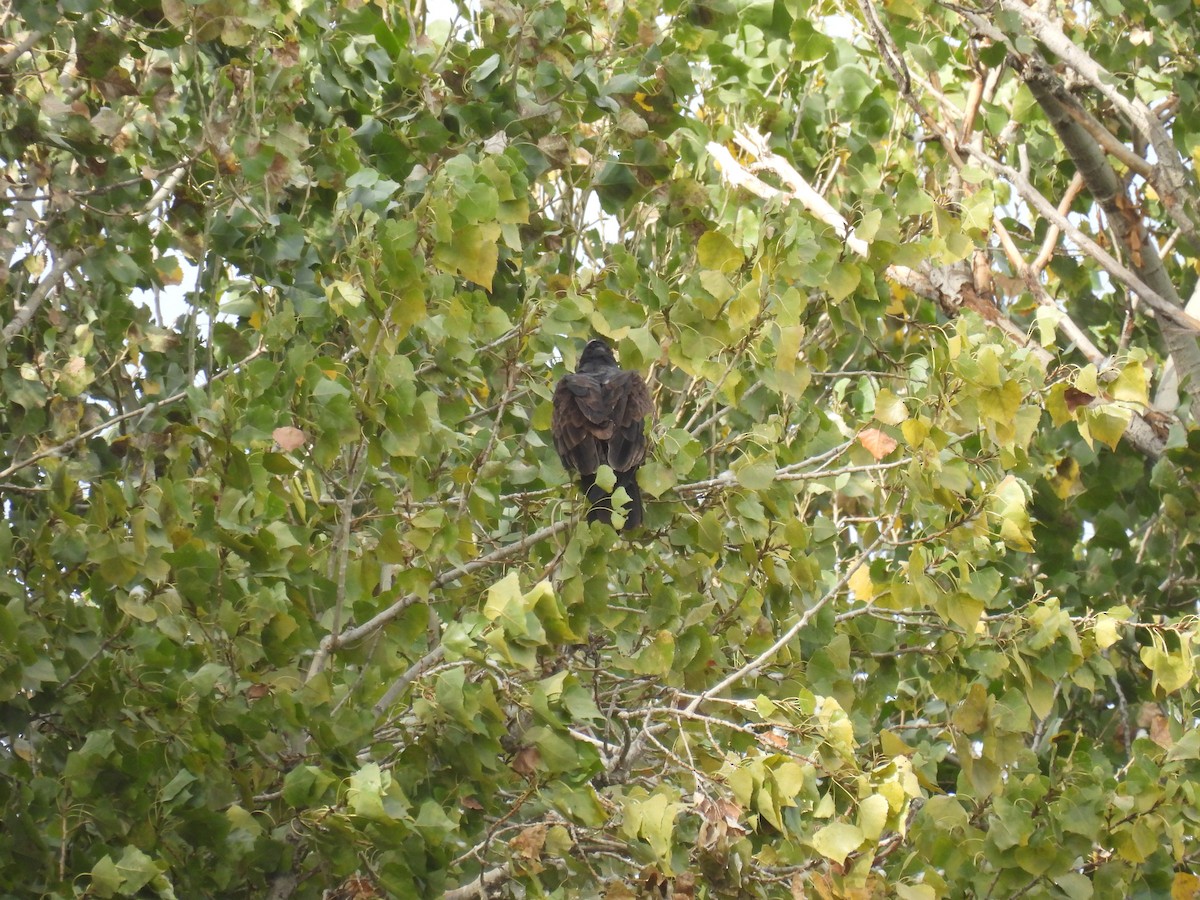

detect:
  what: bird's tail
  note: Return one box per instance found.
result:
[614,470,643,531]
[580,473,613,526]
[579,472,642,530]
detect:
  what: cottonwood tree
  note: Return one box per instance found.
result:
[2,0,1200,896]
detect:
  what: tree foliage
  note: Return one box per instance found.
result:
[3,0,1200,896]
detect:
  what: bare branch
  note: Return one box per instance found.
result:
[965,146,1200,333]
[999,0,1200,242]
[707,130,869,257]
[1,163,191,350]
[1,249,84,348]
[1031,173,1085,273]
[0,28,43,68]
[443,864,510,900]
[373,645,445,717]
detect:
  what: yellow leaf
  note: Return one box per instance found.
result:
[874,389,909,425]
[901,417,929,447]
[1172,871,1200,899]
[1094,613,1120,650]
[848,565,875,602]
[857,793,889,841]
[697,231,743,272]
[812,822,864,865]
[1110,359,1149,405]
[879,730,914,757]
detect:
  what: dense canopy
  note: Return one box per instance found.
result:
[3,0,1200,896]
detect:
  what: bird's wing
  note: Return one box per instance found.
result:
[602,371,653,472]
[552,374,612,474]
[562,375,615,426]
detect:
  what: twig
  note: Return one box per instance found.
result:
[1031,173,1085,273]
[373,645,445,717]
[966,146,1200,333]
[306,519,573,680]
[1,163,191,350]
[0,343,266,480]
[0,29,43,67]
[684,526,891,713]
[442,864,510,900]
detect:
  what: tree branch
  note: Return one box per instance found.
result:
[683,526,891,714]
[1,163,191,350]
[707,129,869,257]
[965,145,1200,334]
[443,864,510,900]
[0,343,266,480]
[999,0,1200,243]
[305,519,574,680]
[1019,59,1200,421]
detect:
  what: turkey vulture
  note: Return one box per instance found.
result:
[551,339,653,530]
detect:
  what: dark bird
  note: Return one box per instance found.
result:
[551,339,653,530]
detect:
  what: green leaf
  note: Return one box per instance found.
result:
[283,765,337,806]
[593,464,616,492]
[113,846,159,896]
[990,475,1034,552]
[348,763,391,822]
[621,791,681,861]
[874,388,909,425]
[697,231,744,272]
[826,261,861,302]
[1094,613,1121,650]
[734,459,776,490]
[433,222,501,289]
[1140,640,1194,694]
[90,856,122,898]
[633,630,675,675]
[483,571,523,623]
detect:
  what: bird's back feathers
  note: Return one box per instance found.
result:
[551,341,652,529]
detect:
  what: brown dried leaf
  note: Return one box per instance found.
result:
[272,39,300,68]
[1150,714,1174,749]
[674,872,696,897]
[328,874,380,900]
[512,746,541,778]
[718,798,743,827]
[759,730,788,750]
[245,683,271,700]
[509,824,547,860]
[858,427,898,460]
[273,426,307,451]
[1063,387,1095,412]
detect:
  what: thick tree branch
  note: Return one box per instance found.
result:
[965,145,1200,334]
[1020,59,1200,422]
[999,0,1200,243]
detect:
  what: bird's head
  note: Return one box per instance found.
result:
[578,339,617,370]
